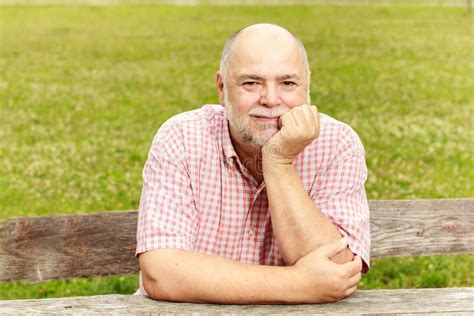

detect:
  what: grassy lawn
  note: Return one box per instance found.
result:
[0,4,472,299]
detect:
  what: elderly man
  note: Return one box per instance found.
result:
[135,23,370,304]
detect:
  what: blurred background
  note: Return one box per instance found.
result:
[0,0,472,299]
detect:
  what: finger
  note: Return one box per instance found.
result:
[289,110,301,127]
[304,104,319,135]
[310,105,319,125]
[317,238,348,259]
[344,255,363,276]
[301,104,315,128]
[344,285,358,298]
[348,271,362,288]
[279,110,294,128]
[289,104,310,128]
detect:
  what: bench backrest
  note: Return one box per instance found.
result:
[1,198,472,282]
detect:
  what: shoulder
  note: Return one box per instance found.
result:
[317,112,365,156]
[165,104,224,125]
[153,104,224,140]
[156,104,224,130]
[150,105,225,159]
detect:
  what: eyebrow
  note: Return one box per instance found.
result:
[236,74,301,81]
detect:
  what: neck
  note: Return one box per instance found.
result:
[228,125,264,184]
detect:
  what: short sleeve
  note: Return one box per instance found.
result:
[135,120,199,257]
[312,126,371,272]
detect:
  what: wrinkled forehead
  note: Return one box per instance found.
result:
[227,30,307,80]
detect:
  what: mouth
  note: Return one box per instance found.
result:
[250,115,280,122]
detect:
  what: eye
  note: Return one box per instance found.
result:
[282,81,297,86]
[243,81,259,86]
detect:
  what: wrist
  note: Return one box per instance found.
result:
[262,141,294,163]
[261,145,294,168]
[283,265,308,303]
[262,155,293,166]
[262,157,295,176]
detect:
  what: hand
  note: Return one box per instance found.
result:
[290,238,363,303]
[262,104,319,163]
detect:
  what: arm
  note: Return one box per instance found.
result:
[140,249,293,304]
[139,239,362,304]
[263,160,354,266]
[263,104,365,267]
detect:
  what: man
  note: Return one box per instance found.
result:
[135,23,370,304]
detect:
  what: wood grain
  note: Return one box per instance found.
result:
[369,198,474,258]
[1,198,472,282]
[0,288,473,314]
[0,211,138,282]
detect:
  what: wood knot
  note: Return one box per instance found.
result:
[18,219,32,234]
[68,217,81,231]
[442,222,456,232]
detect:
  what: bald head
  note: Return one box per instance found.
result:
[219,23,310,84]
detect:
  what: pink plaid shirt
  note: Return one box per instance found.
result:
[135,104,370,295]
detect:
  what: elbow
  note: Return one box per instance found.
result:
[142,273,164,300]
[142,269,183,302]
[139,249,209,303]
[139,251,185,302]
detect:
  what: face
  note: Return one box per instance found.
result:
[218,31,311,149]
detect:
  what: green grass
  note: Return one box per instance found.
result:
[0,5,472,299]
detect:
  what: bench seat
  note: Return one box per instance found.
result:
[1,288,473,314]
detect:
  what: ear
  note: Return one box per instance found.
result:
[216,71,225,105]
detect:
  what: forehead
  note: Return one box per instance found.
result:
[228,31,306,78]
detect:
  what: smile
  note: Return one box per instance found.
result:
[251,115,279,122]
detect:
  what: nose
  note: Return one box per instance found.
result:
[259,83,280,107]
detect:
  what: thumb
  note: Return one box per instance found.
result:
[278,110,292,129]
[317,238,348,259]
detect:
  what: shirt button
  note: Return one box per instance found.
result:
[249,228,255,237]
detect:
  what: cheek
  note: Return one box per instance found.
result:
[228,90,260,112]
[281,90,307,107]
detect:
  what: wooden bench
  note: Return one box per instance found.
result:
[1,198,473,314]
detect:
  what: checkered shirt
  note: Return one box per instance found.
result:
[135,104,370,295]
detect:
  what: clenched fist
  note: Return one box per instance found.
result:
[262,104,320,163]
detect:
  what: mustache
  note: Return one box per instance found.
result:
[248,108,289,118]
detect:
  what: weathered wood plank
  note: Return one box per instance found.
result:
[369,198,474,258]
[0,211,138,282]
[0,198,473,282]
[0,288,473,314]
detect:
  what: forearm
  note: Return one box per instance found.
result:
[140,249,300,304]
[263,159,353,265]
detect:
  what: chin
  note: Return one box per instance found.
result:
[251,130,278,148]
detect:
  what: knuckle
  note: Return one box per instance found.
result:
[301,128,316,140]
[338,270,348,280]
[304,132,314,140]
